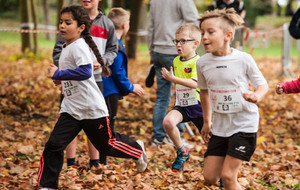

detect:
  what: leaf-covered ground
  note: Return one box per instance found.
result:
[0,42,299,190]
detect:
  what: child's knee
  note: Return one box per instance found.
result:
[203,174,219,185]
[221,171,236,185]
[163,117,173,130]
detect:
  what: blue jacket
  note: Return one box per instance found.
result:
[102,39,134,98]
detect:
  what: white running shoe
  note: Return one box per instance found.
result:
[40,188,57,190]
[162,136,175,146]
[135,140,148,172]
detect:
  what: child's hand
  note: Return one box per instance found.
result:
[48,64,58,78]
[52,79,61,86]
[201,123,212,144]
[93,60,101,70]
[132,84,145,96]
[161,67,174,81]
[243,91,259,103]
[275,84,284,95]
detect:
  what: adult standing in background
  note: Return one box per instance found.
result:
[147,0,199,146]
[289,8,300,39]
[208,0,246,19]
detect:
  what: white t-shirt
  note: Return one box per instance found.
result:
[196,49,267,137]
[59,38,108,120]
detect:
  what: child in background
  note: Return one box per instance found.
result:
[197,8,268,189]
[276,78,300,94]
[38,5,147,190]
[103,7,145,131]
[161,23,203,172]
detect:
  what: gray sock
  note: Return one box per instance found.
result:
[177,144,186,153]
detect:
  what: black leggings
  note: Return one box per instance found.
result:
[37,113,142,189]
[105,93,119,131]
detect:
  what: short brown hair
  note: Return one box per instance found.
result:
[175,23,201,42]
[198,8,244,33]
[108,7,130,30]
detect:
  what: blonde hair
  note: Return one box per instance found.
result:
[108,7,130,30]
[198,8,244,33]
[175,23,201,42]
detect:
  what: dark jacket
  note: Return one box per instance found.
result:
[208,0,245,15]
[289,8,300,39]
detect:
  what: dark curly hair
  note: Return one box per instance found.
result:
[60,5,110,76]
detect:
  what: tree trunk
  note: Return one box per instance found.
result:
[99,0,107,10]
[112,0,124,8]
[285,0,294,16]
[57,0,65,29]
[138,2,147,43]
[20,0,31,52]
[127,0,143,59]
[31,0,38,54]
[42,0,51,40]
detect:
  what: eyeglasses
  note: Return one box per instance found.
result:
[172,39,195,45]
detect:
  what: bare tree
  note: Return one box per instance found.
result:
[56,0,65,29]
[112,0,124,7]
[127,0,143,58]
[20,0,31,52]
[42,0,52,40]
[30,0,38,54]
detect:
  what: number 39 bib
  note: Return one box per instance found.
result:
[175,84,198,107]
[62,80,80,98]
[209,86,242,113]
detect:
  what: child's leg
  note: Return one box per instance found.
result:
[104,93,119,131]
[38,113,82,189]
[83,117,147,172]
[221,155,243,190]
[163,110,183,147]
[65,138,77,166]
[83,117,143,160]
[87,139,100,167]
[203,156,225,184]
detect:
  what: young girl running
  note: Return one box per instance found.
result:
[197,8,268,189]
[38,5,147,190]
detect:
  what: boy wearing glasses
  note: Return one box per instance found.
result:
[161,23,203,172]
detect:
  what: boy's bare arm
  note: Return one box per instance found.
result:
[243,83,269,103]
[200,89,212,144]
[161,67,197,88]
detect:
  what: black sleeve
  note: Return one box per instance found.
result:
[52,33,65,66]
[289,8,300,39]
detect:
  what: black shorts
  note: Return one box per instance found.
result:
[172,106,203,133]
[204,132,257,161]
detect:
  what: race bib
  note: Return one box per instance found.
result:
[175,84,198,107]
[62,81,80,98]
[209,86,242,113]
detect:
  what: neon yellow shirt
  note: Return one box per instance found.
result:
[173,54,200,101]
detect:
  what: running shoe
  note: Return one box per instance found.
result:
[172,148,190,172]
[145,64,155,88]
[135,140,148,172]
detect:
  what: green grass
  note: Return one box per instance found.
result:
[1,15,299,58]
[0,31,56,49]
[244,40,299,58]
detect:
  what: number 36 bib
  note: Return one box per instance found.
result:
[209,86,242,113]
[175,84,198,107]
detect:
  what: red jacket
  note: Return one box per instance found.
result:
[280,78,300,94]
